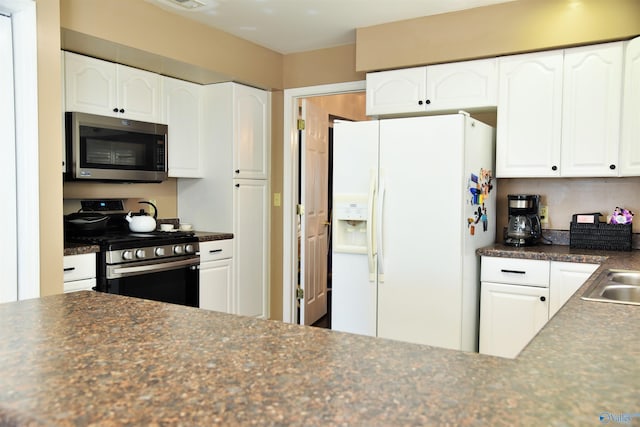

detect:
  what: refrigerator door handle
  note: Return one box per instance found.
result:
[376,173,385,282]
[367,171,376,282]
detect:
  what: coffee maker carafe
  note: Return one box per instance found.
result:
[505,194,542,246]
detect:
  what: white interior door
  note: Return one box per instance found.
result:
[0,13,17,303]
[300,100,330,325]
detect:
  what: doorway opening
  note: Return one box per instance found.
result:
[283,84,367,326]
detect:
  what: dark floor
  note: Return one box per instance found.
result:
[311,289,332,329]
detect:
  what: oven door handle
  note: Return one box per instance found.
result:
[111,257,200,278]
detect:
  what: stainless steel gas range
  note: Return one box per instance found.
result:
[65,200,200,307]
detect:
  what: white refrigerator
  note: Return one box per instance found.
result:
[331,112,495,352]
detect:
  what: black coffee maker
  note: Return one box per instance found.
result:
[505,194,542,246]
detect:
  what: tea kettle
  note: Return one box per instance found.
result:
[125,201,158,232]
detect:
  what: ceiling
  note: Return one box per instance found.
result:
[145,0,516,54]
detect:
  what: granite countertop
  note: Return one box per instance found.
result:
[64,231,233,256]
[1,249,639,427]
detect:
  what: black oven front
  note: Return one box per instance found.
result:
[97,239,200,307]
[104,256,199,307]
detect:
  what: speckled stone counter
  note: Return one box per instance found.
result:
[194,231,233,242]
[63,242,100,256]
[1,281,638,426]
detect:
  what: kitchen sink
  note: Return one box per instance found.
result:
[582,269,640,306]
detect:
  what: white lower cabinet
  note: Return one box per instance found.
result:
[549,261,598,318]
[480,257,550,358]
[480,281,550,359]
[480,256,599,358]
[63,253,96,293]
[234,179,269,319]
[199,239,233,313]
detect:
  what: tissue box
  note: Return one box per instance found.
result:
[569,222,632,251]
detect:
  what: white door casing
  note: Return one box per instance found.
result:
[283,81,366,324]
[0,13,17,303]
[0,1,39,301]
[300,100,329,325]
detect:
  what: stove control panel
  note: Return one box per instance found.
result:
[106,241,200,264]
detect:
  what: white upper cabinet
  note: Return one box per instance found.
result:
[620,36,640,176]
[366,67,427,115]
[64,51,162,123]
[164,77,203,178]
[426,58,498,111]
[65,51,117,117]
[366,58,497,116]
[561,42,623,177]
[233,83,270,179]
[496,49,564,177]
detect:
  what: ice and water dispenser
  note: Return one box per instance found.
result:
[333,195,369,254]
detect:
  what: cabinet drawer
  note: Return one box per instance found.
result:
[63,253,96,282]
[481,256,550,287]
[199,239,233,262]
[64,278,96,293]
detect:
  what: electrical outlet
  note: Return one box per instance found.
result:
[540,205,549,225]
[148,199,157,215]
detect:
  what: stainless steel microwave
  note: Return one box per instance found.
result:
[65,112,168,182]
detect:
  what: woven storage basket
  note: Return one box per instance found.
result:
[569,222,632,251]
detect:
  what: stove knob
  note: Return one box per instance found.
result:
[135,249,146,259]
[155,247,166,257]
[185,244,195,254]
[173,245,184,255]
[122,250,134,260]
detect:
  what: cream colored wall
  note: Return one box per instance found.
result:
[37,0,63,296]
[60,0,283,89]
[283,44,365,89]
[356,0,640,72]
[63,180,178,218]
[270,91,284,320]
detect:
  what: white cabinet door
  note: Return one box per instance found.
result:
[234,179,269,319]
[164,77,203,178]
[117,65,162,123]
[366,67,427,115]
[64,52,162,122]
[620,36,640,176]
[549,262,598,318]
[479,281,549,358]
[199,259,233,313]
[233,84,269,180]
[561,42,623,177]
[496,50,564,177]
[426,58,498,111]
[64,51,118,117]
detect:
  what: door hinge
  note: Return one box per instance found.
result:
[296,287,304,300]
[297,119,305,130]
[297,204,305,215]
